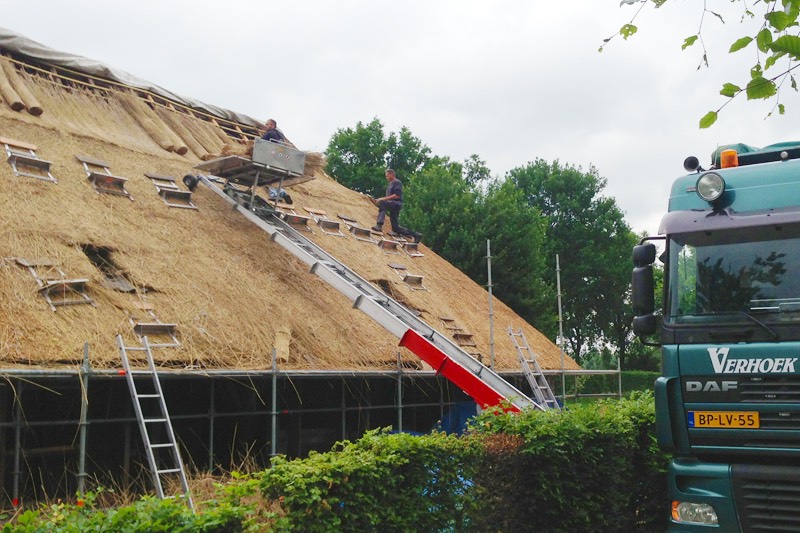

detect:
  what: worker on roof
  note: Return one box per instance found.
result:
[371,169,423,243]
[262,119,286,144]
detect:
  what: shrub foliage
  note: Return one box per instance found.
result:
[2,393,669,532]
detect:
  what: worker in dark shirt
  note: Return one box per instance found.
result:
[371,169,422,243]
[262,119,286,143]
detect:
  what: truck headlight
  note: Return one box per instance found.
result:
[696,172,725,202]
[672,501,719,525]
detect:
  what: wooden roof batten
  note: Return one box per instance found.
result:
[1,52,259,140]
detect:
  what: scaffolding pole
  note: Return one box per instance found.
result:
[487,240,495,370]
[12,381,22,507]
[396,352,403,433]
[208,380,215,470]
[271,349,278,458]
[77,343,90,495]
[556,254,566,404]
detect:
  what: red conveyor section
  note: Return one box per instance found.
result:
[399,329,521,413]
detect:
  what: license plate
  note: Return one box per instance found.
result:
[688,411,760,428]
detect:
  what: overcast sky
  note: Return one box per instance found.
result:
[3,1,796,236]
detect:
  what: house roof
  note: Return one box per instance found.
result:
[0,31,578,373]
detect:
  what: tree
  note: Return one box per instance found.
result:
[402,159,553,335]
[325,118,431,196]
[602,0,800,127]
[507,160,638,363]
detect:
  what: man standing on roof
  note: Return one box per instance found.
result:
[262,119,286,143]
[371,169,423,243]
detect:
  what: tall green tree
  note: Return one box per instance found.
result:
[325,117,431,196]
[403,160,553,336]
[508,159,638,363]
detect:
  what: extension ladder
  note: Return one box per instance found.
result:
[117,335,194,509]
[507,327,561,410]
[196,174,544,412]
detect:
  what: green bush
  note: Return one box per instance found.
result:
[1,487,249,533]
[2,394,669,532]
[470,391,668,532]
[259,430,478,532]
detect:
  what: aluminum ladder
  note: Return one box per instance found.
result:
[196,175,543,412]
[117,335,194,509]
[507,327,561,410]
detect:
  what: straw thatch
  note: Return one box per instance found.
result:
[0,55,578,374]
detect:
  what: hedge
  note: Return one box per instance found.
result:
[1,392,669,532]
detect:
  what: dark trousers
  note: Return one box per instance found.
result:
[376,200,414,237]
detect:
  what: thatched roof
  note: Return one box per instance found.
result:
[0,35,579,373]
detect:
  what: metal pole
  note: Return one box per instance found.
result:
[396,352,403,432]
[271,348,277,457]
[12,380,22,507]
[487,240,495,370]
[341,380,346,440]
[249,170,259,210]
[617,356,623,399]
[208,380,215,470]
[556,254,566,405]
[77,343,90,495]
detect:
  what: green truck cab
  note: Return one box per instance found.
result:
[632,142,800,531]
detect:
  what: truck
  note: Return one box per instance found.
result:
[632,141,800,532]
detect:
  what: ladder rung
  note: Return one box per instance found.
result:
[144,418,167,423]
[150,443,176,449]
[136,393,161,399]
[157,468,181,475]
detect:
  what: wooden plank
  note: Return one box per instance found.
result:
[75,154,111,168]
[304,207,327,217]
[0,136,37,151]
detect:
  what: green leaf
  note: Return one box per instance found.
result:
[779,103,786,115]
[751,63,764,79]
[771,35,800,59]
[682,35,699,50]
[756,28,774,53]
[766,11,792,31]
[746,76,778,100]
[709,10,725,23]
[765,51,786,70]
[729,36,752,53]
[792,74,797,91]
[620,24,638,40]
[720,83,741,97]
[700,111,718,129]
[784,0,800,21]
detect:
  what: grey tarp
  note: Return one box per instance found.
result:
[0,26,262,128]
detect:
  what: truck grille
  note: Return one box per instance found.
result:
[740,376,800,403]
[732,464,800,532]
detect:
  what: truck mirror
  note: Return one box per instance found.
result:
[633,314,658,336]
[632,243,657,267]
[632,265,655,315]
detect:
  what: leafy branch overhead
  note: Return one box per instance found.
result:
[603,0,800,128]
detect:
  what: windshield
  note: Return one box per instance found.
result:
[666,224,800,325]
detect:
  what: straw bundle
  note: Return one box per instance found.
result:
[180,112,227,155]
[304,152,325,176]
[0,58,24,112]
[117,92,188,155]
[1,58,43,116]
[154,106,209,160]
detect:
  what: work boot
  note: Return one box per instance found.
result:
[413,232,423,243]
[371,225,383,232]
